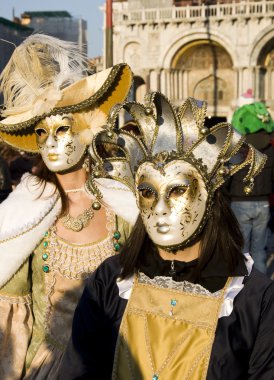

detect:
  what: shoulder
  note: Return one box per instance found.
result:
[232,268,274,318]
[86,255,122,289]
[83,255,126,316]
[244,268,273,294]
[244,268,274,304]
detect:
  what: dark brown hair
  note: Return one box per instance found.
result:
[119,189,243,281]
[33,156,69,216]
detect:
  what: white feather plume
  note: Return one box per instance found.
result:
[0,34,89,117]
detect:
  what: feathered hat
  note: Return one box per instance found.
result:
[89,92,266,198]
[0,34,132,152]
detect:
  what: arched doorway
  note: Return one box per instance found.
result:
[257,38,274,105]
[171,40,234,118]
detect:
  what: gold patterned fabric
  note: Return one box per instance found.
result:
[0,211,131,380]
[113,273,229,380]
[0,260,32,380]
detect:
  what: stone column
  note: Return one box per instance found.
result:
[266,67,272,101]
[178,70,183,101]
[174,70,179,100]
[238,67,244,97]
[251,66,256,97]
[171,69,176,100]
[271,69,274,101]
[160,69,166,96]
[183,70,189,99]
[166,69,171,99]
[254,66,261,100]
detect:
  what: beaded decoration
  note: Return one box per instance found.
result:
[41,208,121,276]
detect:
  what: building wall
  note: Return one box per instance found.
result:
[106,0,274,120]
[20,13,87,54]
[0,19,33,74]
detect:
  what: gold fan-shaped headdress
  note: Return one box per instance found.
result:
[89,92,266,198]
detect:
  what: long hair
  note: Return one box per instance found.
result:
[33,156,69,216]
[119,189,244,281]
[33,153,91,216]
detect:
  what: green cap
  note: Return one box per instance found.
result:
[232,102,274,135]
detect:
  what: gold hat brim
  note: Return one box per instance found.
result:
[0,63,132,152]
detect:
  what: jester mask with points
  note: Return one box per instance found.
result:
[90,93,266,251]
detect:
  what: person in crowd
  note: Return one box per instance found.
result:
[0,153,12,201]
[227,101,274,274]
[0,142,34,188]
[59,93,274,379]
[10,152,34,187]
[0,34,137,379]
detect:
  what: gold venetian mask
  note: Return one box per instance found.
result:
[136,160,208,250]
[35,114,86,172]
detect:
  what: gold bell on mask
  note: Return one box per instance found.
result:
[89,92,267,250]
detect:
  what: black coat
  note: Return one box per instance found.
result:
[227,131,274,201]
[59,253,274,380]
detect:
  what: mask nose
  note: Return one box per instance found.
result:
[154,196,169,216]
[45,133,57,149]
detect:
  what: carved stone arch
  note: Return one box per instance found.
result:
[257,38,274,103]
[248,27,274,102]
[164,39,234,116]
[161,29,237,69]
[249,26,274,66]
[172,41,233,70]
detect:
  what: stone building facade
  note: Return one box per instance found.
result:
[105,0,274,120]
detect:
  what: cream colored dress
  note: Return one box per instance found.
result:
[0,210,131,380]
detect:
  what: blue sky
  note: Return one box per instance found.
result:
[0,0,105,57]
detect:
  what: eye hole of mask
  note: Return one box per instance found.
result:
[35,128,47,137]
[167,185,188,199]
[138,185,157,200]
[56,125,70,136]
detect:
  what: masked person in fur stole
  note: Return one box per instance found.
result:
[0,34,138,379]
[60,93,274,380]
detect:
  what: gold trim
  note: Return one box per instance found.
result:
[0,64,130,132]
[0,64,132,152]
[0,293,32,305]
[113,273,232,380]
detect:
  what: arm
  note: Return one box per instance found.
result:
[59,257,126,380]
[248,282,274,379]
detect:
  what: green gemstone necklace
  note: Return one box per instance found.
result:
[41,214,122,274]
[42,230,50,273]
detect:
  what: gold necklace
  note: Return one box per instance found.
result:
[60,201,101,232]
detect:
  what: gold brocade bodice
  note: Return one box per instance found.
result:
[113,273,229,380]
[26,209,116,368]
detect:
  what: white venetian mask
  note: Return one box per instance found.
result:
[35,114,86,172]
[135,160,209,249]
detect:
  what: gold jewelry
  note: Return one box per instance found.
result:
[82,156,90,173]
[64,187,85,193]
[60,201,101,232]
[169,260,176,276]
